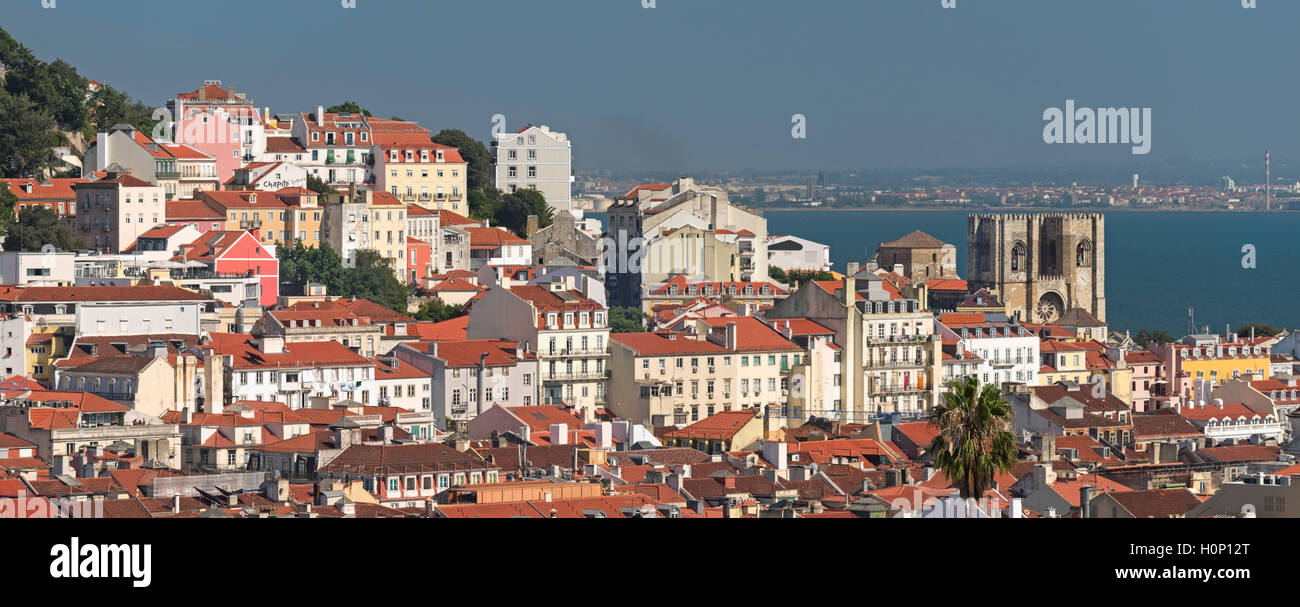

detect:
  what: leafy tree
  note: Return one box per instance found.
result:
[0,182,16,229]
[1237,323,1281,338]
[345,250,414,312]
[305,173,337,196]
[927,376,1018,500]
[1133,328,1175,347]
[45,59,88,131]
[412,299,465,323]
[430,129,491,191]
[326,101,372,117]
[609,307,647,333]
[494,188,552,237]
[467,187,500,222]
[2,205,83,252]
[86,84,157,135]
[0,89,57,178]
[772,268,834,288]
[277,241,413,313]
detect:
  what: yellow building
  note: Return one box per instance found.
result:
[200,190,289,248]
[278,187,325,248]
[1038,340,1091,385]
[372,133,468,213]
[1164,341,1270,390]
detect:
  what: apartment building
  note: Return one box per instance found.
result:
[372,133,467,212]
[492,124,573,214]
[467,281,610,417]
[202,333,375,410]
[642,276,788,316]
[322,189,407,280]
[174,230,279,307]
[393,339,538,431]
[264,304,385,358]
[936,312,1040,387]
[607,316,803,427]
[71,171,166,253]
[766,276,942,422]
[195,190,288,249]
[606,178,770,307]
[0,390,181,466]
[167,80,264,183]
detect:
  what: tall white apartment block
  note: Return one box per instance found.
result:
[492,124,573,215]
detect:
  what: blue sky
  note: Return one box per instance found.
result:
[3,0,1296,172]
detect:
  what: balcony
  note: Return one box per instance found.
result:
[156,171,180,180]
[239,219,262,230]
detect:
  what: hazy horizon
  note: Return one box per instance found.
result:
[4,0,1295,175]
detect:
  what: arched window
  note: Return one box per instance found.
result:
[1076,239,1092,267]
[1010,242,1025,272]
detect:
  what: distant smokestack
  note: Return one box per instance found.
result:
[1266,149,1271,211]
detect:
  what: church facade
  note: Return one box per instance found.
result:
[967,213,1105,324]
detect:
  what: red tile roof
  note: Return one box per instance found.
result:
[663,410,758,441]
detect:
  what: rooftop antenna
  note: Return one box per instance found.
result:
[1187,308,1195,336]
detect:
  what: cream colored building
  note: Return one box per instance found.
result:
[322,189,407,281]
[606,178,770,308]
[492,124,573,214]
[372,134,468,213]
[607,317,803,427]
[467,278,609,418]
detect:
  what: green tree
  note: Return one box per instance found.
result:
[467,187,500,222]
[430,129,491,191]
[86,84,157,135]
[3,205,83,252]
[412,299,465,323]
[1133,328,1175,347]
[769,266,788,283]
[1236,323,1281,338]
[45,59,89,131]
[305,173,337,196]
[0,89,57,178]
[277,242,413,313]
[494,188,552,237]
[0,182,17,231]
[927,376,1018,500]
[344,250,413,312]
[609,307,647,333]
[326,101,372,117]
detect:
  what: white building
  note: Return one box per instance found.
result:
[0,250,75,286]
[937,312,1040,387]
[492,124,573,215]
[766,235,832,273]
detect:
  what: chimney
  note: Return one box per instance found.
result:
[549,423,568,445]
[593,421,612,449]
[1080,485,1095,518]
[1032,462,1056,488]
[204,354,225,414]
[846,261,860,277]
[725,321,738,351]
[1010,497,1023,518]
[761,440,788,470]
[182,407,193,424]
[316,106,325,126]
[171,494,181,514]
[379,425,394,444]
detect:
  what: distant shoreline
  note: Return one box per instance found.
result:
[756,206,1294,213]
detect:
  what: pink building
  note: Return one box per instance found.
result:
[1123,350,1166,412]
[168,81,264,185]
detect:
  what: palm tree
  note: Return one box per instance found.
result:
[927,376,1018,499]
